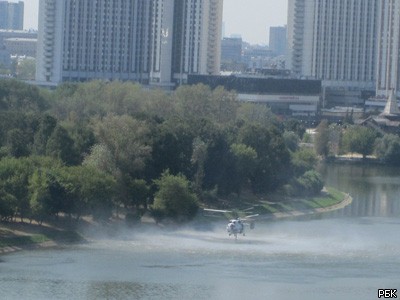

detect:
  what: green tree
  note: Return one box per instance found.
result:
[78,166,116,221]
[16,58,36,80]
[0,190,17,221]
[237,103,277,127]
[291,148,318,177]
[61,166,116,221]
[152,171,199,223]
[149,119,195,180]
[175,84,214,121]
[191,137,208,193]
[201,127,234,195]
[0,157,32,220]
[0,78,48,112]
[375,134,400,165]
[61,121,95,163]
[283,118,306,139]
[142,88,175,120]
[294,170,324,197]
[6,128,30,157]
[83,144,118,176]
[211,86,239,124]
[283,131,300,152]
[29,169,53,223]
[314,120,330,158]
[342,125,378,158]
[238,123,291,193]
[230,143,257,194]
[33,115,57,155]
[46,125,78,165]
[93,114,151,175]
[125,179,150,210]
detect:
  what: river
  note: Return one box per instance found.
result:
[1,163,400,300]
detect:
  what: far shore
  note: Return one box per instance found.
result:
[266,192,352,220]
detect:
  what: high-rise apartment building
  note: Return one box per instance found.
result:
[287,0,378,89]
[287,0,316,79]
[36,0,223,87]
[269,26,286,57]
[376,0,400,97]
[221,37,242,63]
[0,1,24,30]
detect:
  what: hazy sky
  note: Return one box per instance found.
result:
[22,0,288,45]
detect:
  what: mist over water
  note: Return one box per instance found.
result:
[1,164,400,300]
[1,218,400,300]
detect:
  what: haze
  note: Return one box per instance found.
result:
[22,0,288,45]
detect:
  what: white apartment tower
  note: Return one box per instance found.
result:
[287,0,378,89]
[376,0,400,97]
[36,0,223,87]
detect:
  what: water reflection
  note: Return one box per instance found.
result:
[86,282,212,300]
[319,163,400,218]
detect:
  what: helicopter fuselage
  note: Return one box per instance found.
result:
[226,219,245,238]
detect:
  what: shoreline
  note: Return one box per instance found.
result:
[265,193,352,220]
[0,221,84,256]
[0,193,353,256]
[0,240,58,255]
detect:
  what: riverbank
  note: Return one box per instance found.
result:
[0,221,84,255]
[203,186,352,220]
[266,191,352,220]
[0,187,351,254]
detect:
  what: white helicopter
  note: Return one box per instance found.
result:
[226,216,257,239]
[204,209,258,239]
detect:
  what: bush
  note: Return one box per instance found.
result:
[0,191,17,220]
[375,134,400,166]
[292,170,324,197]
[152,171,199,223]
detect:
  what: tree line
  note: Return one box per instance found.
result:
[315,119,400,164]
[0,79,323,223]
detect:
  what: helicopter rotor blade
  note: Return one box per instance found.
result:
[245,214,259,219]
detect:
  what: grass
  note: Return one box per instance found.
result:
[208,186,348,218]
[306,187,345,209]
[0,234,49,248]
[0,221,84,251]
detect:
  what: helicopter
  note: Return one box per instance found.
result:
[203,209,258,239]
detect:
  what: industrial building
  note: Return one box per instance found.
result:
[188,74,321,120]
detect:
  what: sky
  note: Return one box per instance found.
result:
[22,0,288,45]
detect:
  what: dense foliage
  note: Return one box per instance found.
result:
[342,125,378,158]
[375,134,400,165]
[152,171,199,223]
[0,79,322,223]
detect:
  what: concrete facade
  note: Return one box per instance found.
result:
[287,0,377,90]
[269,26,287,57]
[0,1,24,30]
[376,0,400,97]
[288,0,400,106]
[4,38,37,57]
[36,0,223,87]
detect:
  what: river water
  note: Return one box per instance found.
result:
[1,164,400,300]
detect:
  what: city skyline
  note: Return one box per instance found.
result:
[22,0,287,45]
